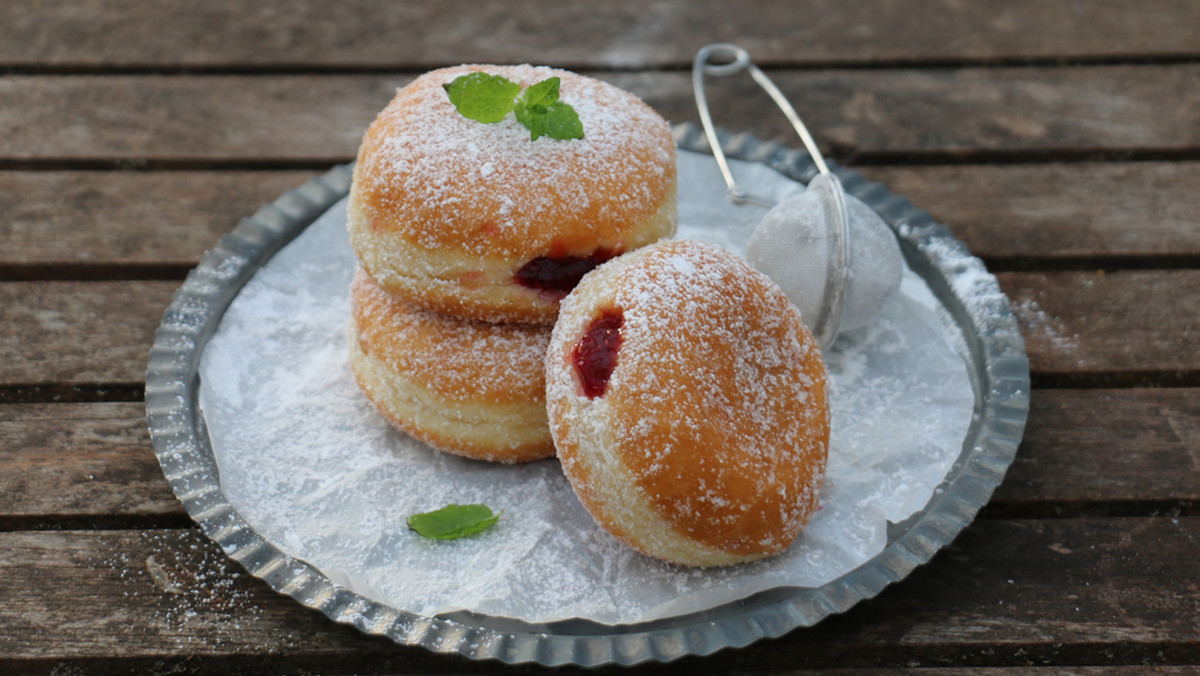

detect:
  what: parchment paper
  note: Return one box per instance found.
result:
[198,151,974,624]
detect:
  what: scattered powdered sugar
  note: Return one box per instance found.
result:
[197,151,975,624]
[1012,297,1079,353]
[94,531,295,650]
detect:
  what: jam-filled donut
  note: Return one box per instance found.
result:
[348,268,554,463]
[348,64,677,325]
[545,240,830,566]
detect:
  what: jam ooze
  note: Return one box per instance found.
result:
[573,309,624,398]
[515,248,619,298]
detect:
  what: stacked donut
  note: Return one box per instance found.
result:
[346,64,678,463]
[347,64,830,566]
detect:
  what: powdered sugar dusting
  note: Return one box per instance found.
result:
[560,240,827,558]
[354,65,676,257]
[351,268,548,402]
[198,151,975,624]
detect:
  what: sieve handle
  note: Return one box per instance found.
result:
[693,43,851,347]
[693,43,832,207]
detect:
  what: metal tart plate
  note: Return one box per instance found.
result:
[146,124,1029,666]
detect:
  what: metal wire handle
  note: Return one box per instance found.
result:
[693,43,831,207]
[693,43,851,347]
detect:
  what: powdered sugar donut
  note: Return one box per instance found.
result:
[545,239,829,566]
[348,64,677,325]
[349,268,554,462]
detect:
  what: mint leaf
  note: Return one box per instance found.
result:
[407,504,501,540]
[442,73,520,124]
[519,76,560,109]
[543,102,585,140]
[513,100,550,140]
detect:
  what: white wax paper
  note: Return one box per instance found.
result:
[199,151,975,624]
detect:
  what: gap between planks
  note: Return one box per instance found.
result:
[2,500,1196,533]
[4,255,1200,284]
[8,148,1200,173]
[4,52,1200,76]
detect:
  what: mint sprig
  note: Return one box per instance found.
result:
[443,73,585,141]
[407,503,501,540]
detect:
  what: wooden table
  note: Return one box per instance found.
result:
[2,2,1198,673]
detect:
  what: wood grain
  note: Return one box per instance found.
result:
[3,67,1199,164]
[0,403,181,525]
[860,162,1200,263]
[3,1,1199,70]
[1000,270,1200,381]
[2,272,1195,387]
[3,387,1197,525]
[994,389,1200,511]
[5,164,1200,271]
[0,281,177,384]
[0,171,314,268]
[0,519,1196,667]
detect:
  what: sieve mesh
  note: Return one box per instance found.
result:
[746,173,848,347]
[745,189,835,335]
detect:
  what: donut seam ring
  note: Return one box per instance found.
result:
[348,268,555,463]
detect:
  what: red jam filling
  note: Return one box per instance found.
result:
[514,248,618,299]
[572,309,624,399]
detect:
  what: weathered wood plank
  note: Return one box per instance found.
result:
[995,389,1200,510]
[2,67,1199,163]
[5,164,1200,270]
[860,162,1200,262]
[4,0,1199,70]
[0,403,181,523]
[2,389,1197,524]
[0,519,1196,667]
[1000,270,1200,381]
[0,171,313,268]
[0,281,177,384]
[0,76,393,163]
[806,517,1200,666]
[2,272,1196,386]
[0,529,368,662]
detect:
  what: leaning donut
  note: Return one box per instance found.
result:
[545,239,830,566]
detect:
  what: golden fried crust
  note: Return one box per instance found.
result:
[348,64,677,324]
[546,240,830,566]
[349,269,554,462]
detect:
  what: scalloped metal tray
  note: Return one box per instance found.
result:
[146,124,1029,666]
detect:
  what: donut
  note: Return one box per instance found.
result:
[348,64,677,325]
[348,268,554,463]
[545,240,830,566]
